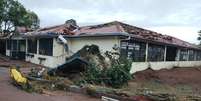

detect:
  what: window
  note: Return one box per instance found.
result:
[12,40,17,51]
[148,44,165,61]
[196,51,201,61]
[120,41,128,59]
[7,40,11,50]
[179,49,188,61]
[188,50,195,61]
[28,39,37,53]
[120,41,146,62]
[132,42,146,62]
[18,40,26,52]
[39,38,53,56]
[127,42,134,59]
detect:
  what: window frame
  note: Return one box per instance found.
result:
[27,39,37,54]
[148,44,165,62]
[39,38,53,56]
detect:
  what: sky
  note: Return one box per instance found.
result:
[18,0,201,44]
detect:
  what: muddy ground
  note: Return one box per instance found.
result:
[0,67,99,101]
[121,67,201,100]
[0,55,99,101]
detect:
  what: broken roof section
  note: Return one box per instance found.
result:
[24,20,200,50]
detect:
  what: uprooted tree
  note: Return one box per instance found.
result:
[0,0,40,35]
[74,45,133,88]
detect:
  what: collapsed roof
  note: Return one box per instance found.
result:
[24,20,200,50]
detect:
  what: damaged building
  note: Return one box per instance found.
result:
[3,20,201,73]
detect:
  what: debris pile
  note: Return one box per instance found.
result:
[144,93,176,101]
[49,45,108,77]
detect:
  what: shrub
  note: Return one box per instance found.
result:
[103,59,132,88]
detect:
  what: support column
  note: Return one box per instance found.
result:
[10,40,13,57]
[37,39,39,54]
[194,51,197,61]
[16,40,19,51]
[25,39,28,53]
[164,46,167,61]
[187,49,190,61]
[5,40,7,50]
[176,49,180,61]
[145,42,149,62]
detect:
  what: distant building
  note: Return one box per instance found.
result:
[4,20,201,73]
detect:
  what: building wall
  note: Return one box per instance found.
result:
[130,61,201,74]
[69,36,121,54]
[25,36,121,68]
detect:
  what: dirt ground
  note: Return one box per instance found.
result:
[121,67,201,100]
[0,55,100,101]
[0,67,100,101]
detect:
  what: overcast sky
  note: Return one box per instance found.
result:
[18,0,201,44]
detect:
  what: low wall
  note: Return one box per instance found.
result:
[26,54,66,68]
[130,61,201,74]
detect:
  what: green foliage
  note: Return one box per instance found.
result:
[80,63,103,85]
[103,59,132,88]
[198,31,201,45]
[0,0,40,34]
[79,59,133,88]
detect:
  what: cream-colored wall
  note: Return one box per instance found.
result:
[5,36,121,68]
[69,36,121,54]
[25,36,121,68]
[130,61,201,74]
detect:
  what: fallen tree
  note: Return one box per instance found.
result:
[71,45,133,88]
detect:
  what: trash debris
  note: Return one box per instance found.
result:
[48,45,108,77]
[9,66,32,92]
[101,96,119,101]
[49,57,88,76]
[144,93,176,101]
[37,68,46,77]
[10,66,28,86]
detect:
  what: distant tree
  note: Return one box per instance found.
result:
[0,0,4,32]
[198,30,201,45]
[0,0,40,35]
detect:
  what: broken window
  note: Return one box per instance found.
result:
[39,38,53,56]
[188,50,195,61]
[28,39,37,54]
[148,44,165,61]
[120,41,146,62]
[179,49,188,61]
